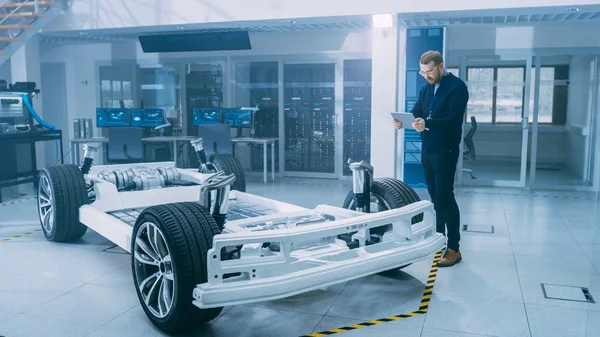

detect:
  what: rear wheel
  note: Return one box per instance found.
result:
[209,153,246,192]
[131,202,223,334]
[342,177,423,269]
[37,164,89,242]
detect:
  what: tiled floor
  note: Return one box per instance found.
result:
[0,178,599,337]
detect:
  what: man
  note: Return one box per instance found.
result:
[393,50,469,267]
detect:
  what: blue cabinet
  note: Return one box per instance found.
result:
[403,27,444,188]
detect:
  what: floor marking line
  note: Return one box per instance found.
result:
[299,250,443,337]
[0,229,42,243]
[0,197,36,207]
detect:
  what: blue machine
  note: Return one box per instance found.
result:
[192,108,222,126]
[96,108,131,127]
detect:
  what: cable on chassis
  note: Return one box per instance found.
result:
[36,138,446,334]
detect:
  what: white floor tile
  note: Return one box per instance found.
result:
[0,314,97,337]
[431,250,522,302]
[423,293,530,337]
[1,178,597,337]
[421,328,497,337]
[24,283,140,327]
[526,304,600,337]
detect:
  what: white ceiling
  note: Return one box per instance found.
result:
[398,5,600,27]
[38,4,600,44]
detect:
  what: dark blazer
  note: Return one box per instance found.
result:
[410,72,469,153]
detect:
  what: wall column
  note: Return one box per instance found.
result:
[10,36,47,171]
[370,20,404,178]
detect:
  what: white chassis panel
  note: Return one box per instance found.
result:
[79,162,446,309]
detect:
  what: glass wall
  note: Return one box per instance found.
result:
[342,59,372,176]
[283,63,336,175]
[99,63,135,109]
[235,61,280,172]
[138,66,181,132]
[185,62,224,137]
[531,54,599,188]
[185,62,224,167]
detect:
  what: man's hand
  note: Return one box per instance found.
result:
[413,118,426,132]
[393,119,403,130]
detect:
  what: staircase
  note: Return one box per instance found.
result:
[0,0,64,65]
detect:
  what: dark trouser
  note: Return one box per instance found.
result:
[421,148,461,252]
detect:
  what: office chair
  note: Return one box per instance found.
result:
[462,116,477,179]
[197,124,233,157]
[107,127,144,163]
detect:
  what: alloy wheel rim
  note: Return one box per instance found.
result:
[37,175,54,233]
[133,222,176,318]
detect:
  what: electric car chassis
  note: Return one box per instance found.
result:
[36,139,446,334]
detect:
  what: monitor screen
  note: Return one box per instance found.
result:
[96,108,131,127]
[131,108,164,127]
[223,108,238,127]
[236,109,252,128]
[193,108,222,125]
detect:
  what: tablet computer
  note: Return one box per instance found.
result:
[390,112,415,127]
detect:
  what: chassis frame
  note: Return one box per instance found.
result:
[37,139,446,333]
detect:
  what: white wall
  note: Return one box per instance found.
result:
[40,43,112,164]
[565,55,597,179]
[447,25,600,52]
[46,0,600,31]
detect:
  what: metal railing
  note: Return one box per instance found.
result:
[0,0,40,27]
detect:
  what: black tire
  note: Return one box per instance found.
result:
[37,164,89,242]
[342,177,423,224]
[342,178,423,270]
[131,202,223,334]
[209,153,246,192]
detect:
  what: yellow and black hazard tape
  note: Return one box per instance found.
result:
[0,229,42,243]
[300,250,443,337]
[0,196,37,207]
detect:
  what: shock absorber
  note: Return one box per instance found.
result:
[190,138,209,173]
[80,144,99,175]
[348,158,374,213]
[199,172,235,230]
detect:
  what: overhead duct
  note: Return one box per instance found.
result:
[138,31,252,53]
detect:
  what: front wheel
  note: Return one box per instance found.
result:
[131,202,223,334]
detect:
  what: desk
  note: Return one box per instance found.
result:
[70,137,109,165]
[231,137,278,184]
[142,136,196,168]
[70,136,196,167]
[0,129,64,202]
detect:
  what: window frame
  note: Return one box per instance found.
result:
[460,65,568,126]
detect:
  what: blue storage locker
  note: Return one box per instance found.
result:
[403,27,444,188]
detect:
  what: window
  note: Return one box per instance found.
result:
[100,79,133,108]
[465,66,567,125]
[466,68,494,123]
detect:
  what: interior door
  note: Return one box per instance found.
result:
[460,55,532,187]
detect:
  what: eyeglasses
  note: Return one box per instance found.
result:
[419,64,440,76]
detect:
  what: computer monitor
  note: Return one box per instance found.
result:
[222,108,253,128]
[236,109,252,128]
[130,108,165,127]
[192,108,222,126]
[96,108,131,127]
[222,108,238,127]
